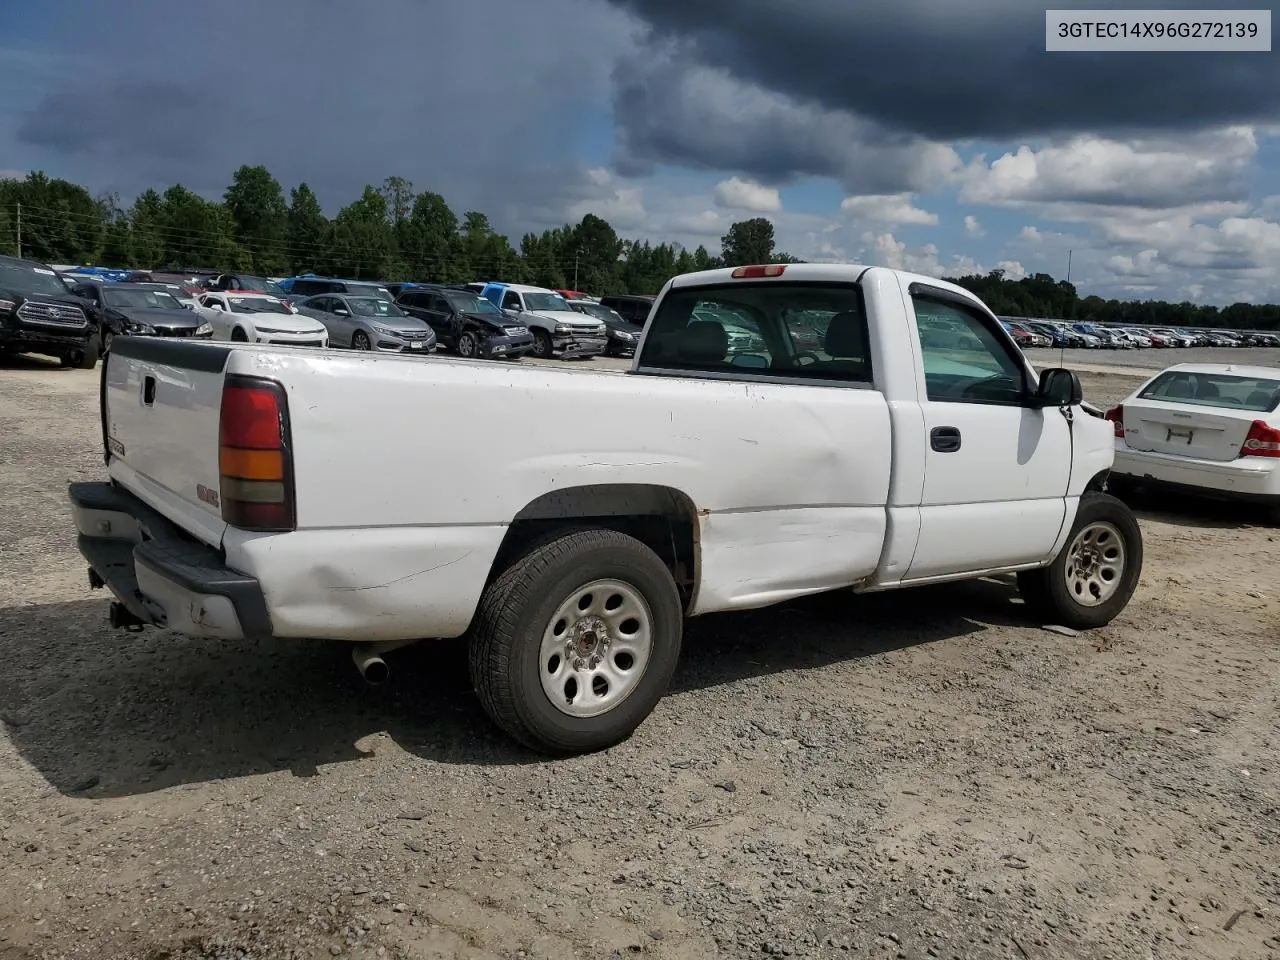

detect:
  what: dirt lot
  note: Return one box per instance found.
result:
[1,351,1278,960]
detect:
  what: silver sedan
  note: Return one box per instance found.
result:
[295,294,437,353]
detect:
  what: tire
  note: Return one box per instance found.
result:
[458,331,479,358]
[76,335,101,370]
[1017,492,1143,630]
[231,327,249,342]
[468,528,683,755]
[352,331,371,350]
[530,330,552,359]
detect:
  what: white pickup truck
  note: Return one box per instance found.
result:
[69,263,1143,754]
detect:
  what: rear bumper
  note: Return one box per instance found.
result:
[69,481,271,641]
[1112,446,1280,502]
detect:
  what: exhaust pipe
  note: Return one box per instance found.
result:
[109,602,146,631]
[352,645,390,685]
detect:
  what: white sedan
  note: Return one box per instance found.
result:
[1107,363,1280,518]
[196,292,329,347]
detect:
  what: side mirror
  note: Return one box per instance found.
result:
[333,308,350,317]
[507,304,521,313]
[1034,367,1083,408]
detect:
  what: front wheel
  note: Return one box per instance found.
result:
[458,331,479,358]
[1017,492,1143,630]
[468,529,684,755]
[530,330,553,359]
[352,331,371,350]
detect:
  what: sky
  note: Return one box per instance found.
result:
[2,0,1279,305]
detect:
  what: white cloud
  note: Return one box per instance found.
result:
[565,167,647,229]
[996,259,1027,279]
[840,193,938,225]
[713,176,781,213]
[964,215,984,237]
[0,168,23,181]
[959,127,1257,212]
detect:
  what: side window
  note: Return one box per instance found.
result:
[911,295,1028,405]
[502,291,521,311]
[311,297,332,312]
[429,295,449,312]
[292,280,314,296]
[327,282,344,294]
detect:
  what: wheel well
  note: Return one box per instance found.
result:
[491,484,699,608]
[231,326,248,341]
[1086,470,1111,493]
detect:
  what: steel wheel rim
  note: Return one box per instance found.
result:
[459,334,475,356]
[532,334,549,357]
[539,578,654,718]
[1064,521,1126,607]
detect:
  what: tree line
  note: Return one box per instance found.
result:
[0,168,795,297]
[0,167,1276,330]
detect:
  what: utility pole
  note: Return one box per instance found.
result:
[15,202,21,259]
[1066,249,1072,284]
[572,250,579,290]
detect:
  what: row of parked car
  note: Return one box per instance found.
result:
[5,253,1279,369]
[1000,317,1280,349]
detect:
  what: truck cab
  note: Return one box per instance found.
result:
[479,282,607,360]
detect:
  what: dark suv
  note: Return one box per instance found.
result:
[599,294,655,326]
[0,254,101,368]
[397,285,535,359]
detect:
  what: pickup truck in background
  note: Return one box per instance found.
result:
[479,282,608,360]
[68,263,1143,755]
[1,253,103,368]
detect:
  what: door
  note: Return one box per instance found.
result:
[321,296,356,346]
[424,295,456,343]
[903,286,1074,580]
[200,296,232,339]
[501,290,523,320]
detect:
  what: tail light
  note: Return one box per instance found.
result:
[218,375,296,531]
[731,264,786,278]
[1104,405,1124,438]
[1240,420,1280,458]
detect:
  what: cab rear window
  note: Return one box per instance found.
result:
[637,282,871,384]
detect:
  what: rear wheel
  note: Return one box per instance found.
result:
[1018,492,1143,629]
[458,331,479,358]
[352,331,371,350]
[530,330,552,359]
[468,528,683,755]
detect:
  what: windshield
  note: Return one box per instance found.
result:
[346,283,392,300]
[573,302,625,323]
[104,287,184,311]
[446,292,501,315]
[349,297,405,318]
[522,292,571,312]
[228,296,291,315]
[0,261,72,297]
[1139,371,1280,412]
[235,276,287,297]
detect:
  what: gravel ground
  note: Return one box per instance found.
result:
[1,349,1278,960]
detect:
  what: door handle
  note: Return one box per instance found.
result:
[142,375,156,406]
[930,425,961,453]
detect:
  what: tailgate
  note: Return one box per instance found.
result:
[103,337,232,547]
[1122,400,1253,462]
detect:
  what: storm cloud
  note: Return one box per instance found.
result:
[7,0,639,231]
[604,0,1280,141]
